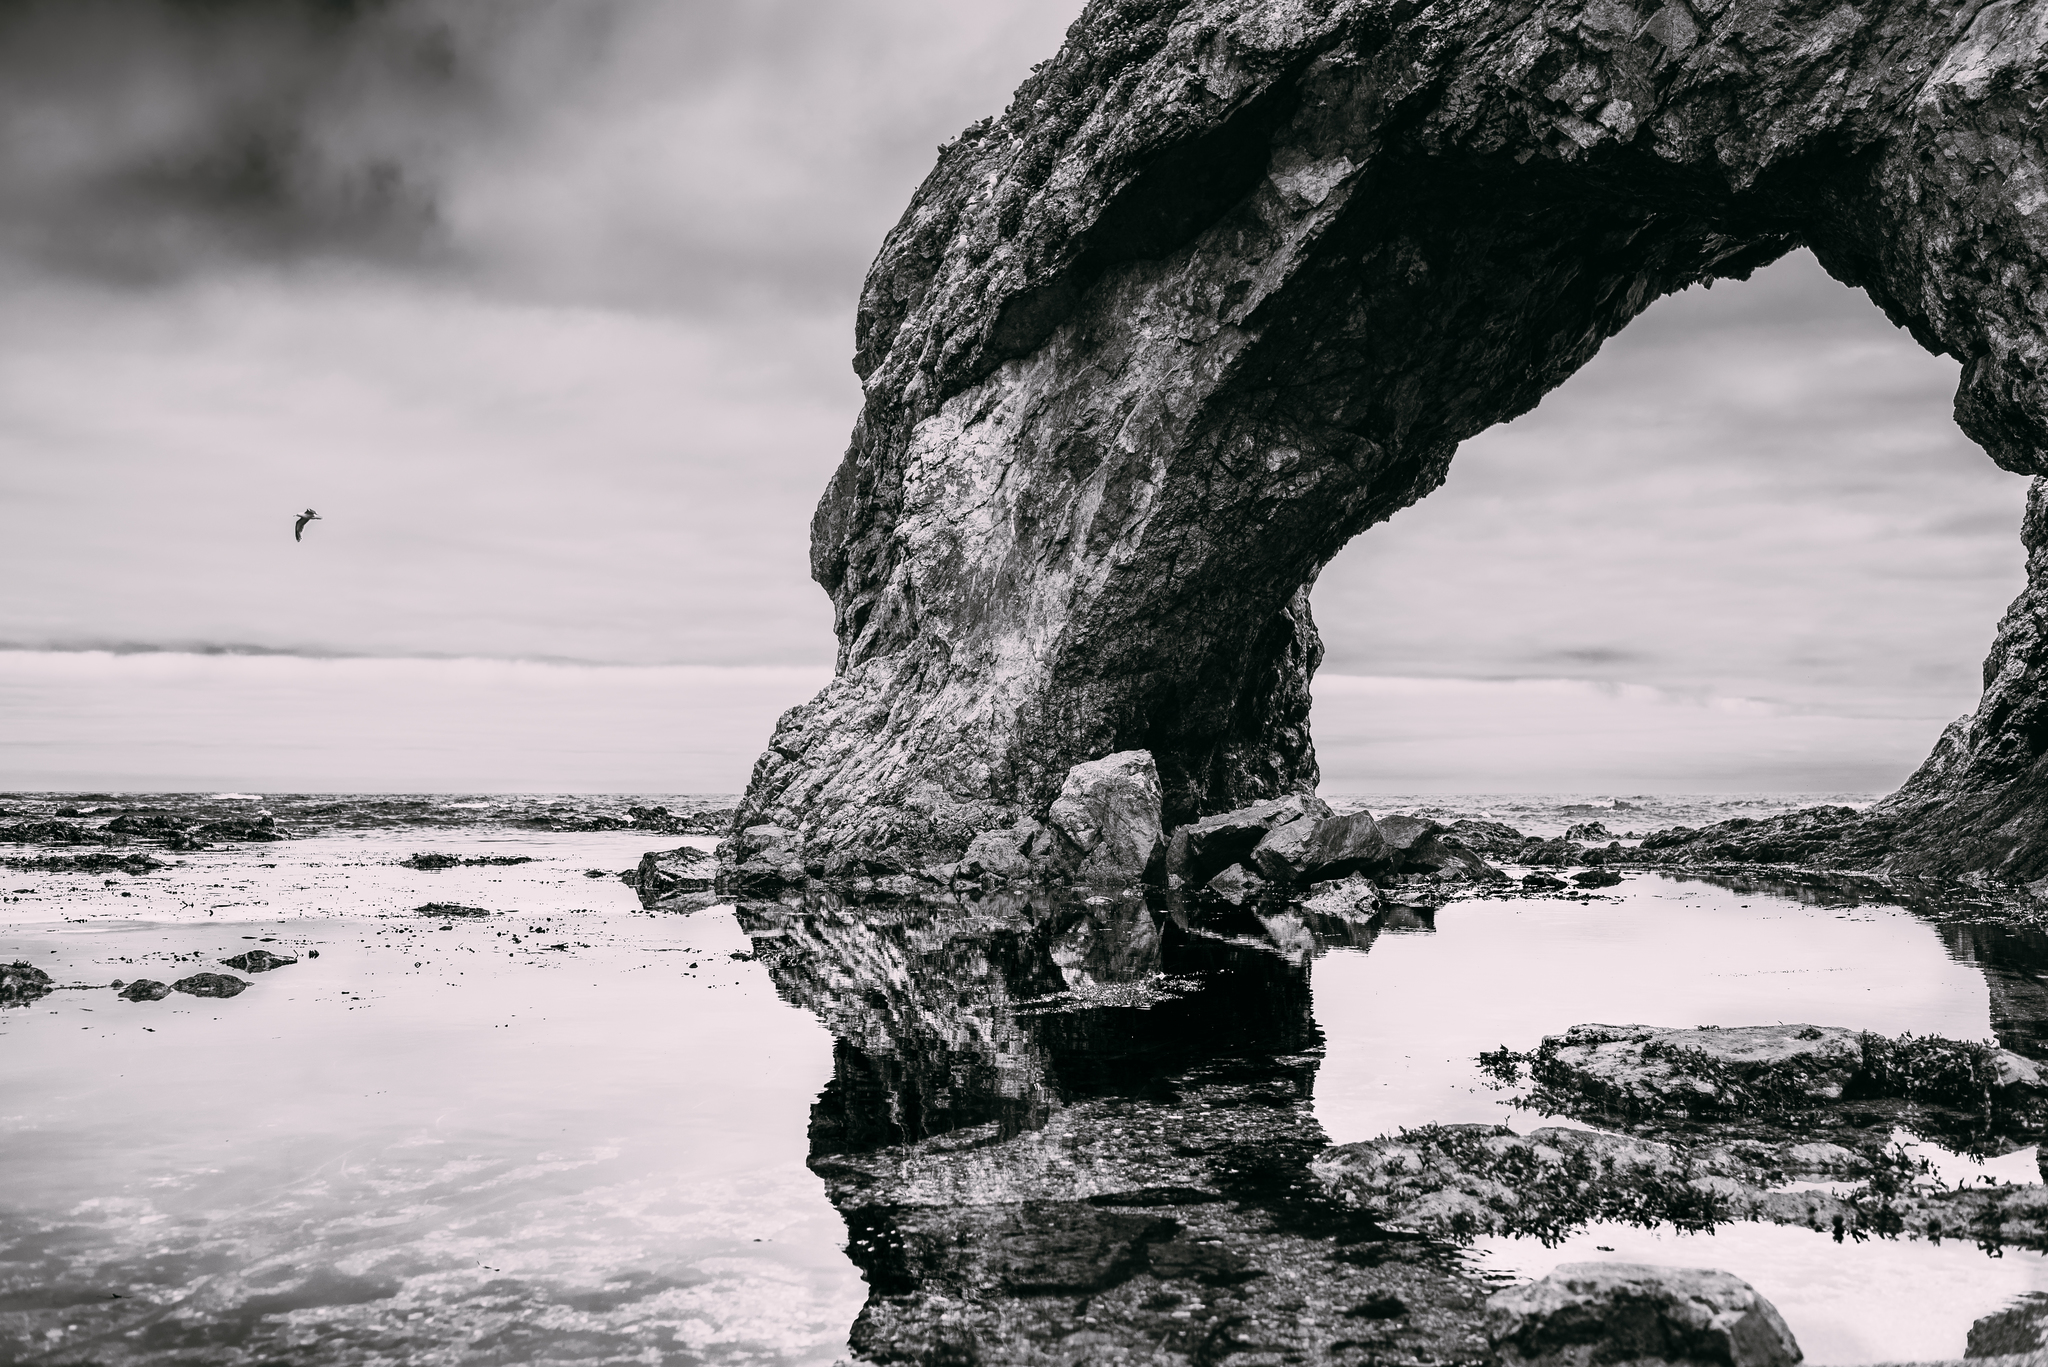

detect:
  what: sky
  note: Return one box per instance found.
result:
[0,0,2031,795]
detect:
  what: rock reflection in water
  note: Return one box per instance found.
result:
[736,886,1497,1364]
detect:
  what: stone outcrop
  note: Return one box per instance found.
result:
[624,844,717,909]
[1877,477,2048,880]
[0,960,54,1006]
[732,0,2048,873]
[1486,1263,1800,1367]
[1045,748,1167,882]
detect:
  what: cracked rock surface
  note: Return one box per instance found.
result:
[735,0,2048,872]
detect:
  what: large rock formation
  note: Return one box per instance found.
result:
[1877,476,2048,879]
[736,0,2048,870]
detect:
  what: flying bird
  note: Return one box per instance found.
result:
[294,509,321,542]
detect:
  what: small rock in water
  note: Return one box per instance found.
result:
[401,852,462,870]
[415,902,491,918]
[627,845,716,907]
[118,979,172,1002]
[171,972,249,998]
[1,960,56,1004]
[1487,1263,1799,1367]
[219,949,297,972]
[1571,868,1623,888]
[1970,1291,2048,1357]
[1521,872,1567,890]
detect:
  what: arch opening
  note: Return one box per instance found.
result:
[1307,248,2030,796]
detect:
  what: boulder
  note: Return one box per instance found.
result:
[1522,872,1568,890]
[219,949,296,972]
[1298,811,1392,881]
[1248,811,1325,883]
[959,818,1069,882]
[0,820,114,845]
[1046,751,1166,885]
[1294,874,1381,922]
[1970,1293,2048,1357]
[172,972,249,998]
[117,979,171,1002]
[1563,821,1614,842]
[1165,794,1331,886]
[1204,863,1267,907]
[1519,839,1588,868]
[1487,1263,1800,1367]
[1,960,55,1004]
[1445,819,1531,860]
[725,824,805,889]
[628,844,715,907]
[1572,868,1624,888]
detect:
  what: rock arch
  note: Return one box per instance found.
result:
[733,0,2048,874]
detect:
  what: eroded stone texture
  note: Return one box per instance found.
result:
[1879,477,2048,879]
[1487,1263,1801,1367]
[736,0,2048,871]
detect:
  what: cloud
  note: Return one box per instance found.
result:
[0,0,1083,310]
[1310,674,1951,794]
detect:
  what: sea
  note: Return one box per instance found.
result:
[5,789,2042,1367]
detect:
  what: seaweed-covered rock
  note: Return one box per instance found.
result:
[3,852,164,875]
[1046,750,1165,885]
[196,815,283,842]
[1486,1263,1800,1367]
[219,950,296,972]
[117,979,171,1002]
[0,820,114,846]
[1314,1118,2048,1252]
[1629,807,1876,869]
[172,973,248,998]
[1504,1023,2047,1125]
[401,852,463,870]
[1518,839,1588,868]
[1,960,55,1004]
[414,903,491,918]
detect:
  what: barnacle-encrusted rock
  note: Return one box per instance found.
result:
[734,0,2048,872]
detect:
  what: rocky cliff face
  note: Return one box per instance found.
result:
[738,0,2048,870]
[1878,478,2048,879]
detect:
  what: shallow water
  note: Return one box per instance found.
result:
[1307,875,2048,1363]
[1,829,861,1365]
[7,798,2048,1364]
